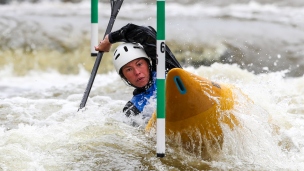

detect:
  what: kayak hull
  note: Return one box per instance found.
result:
[146,68,239,153]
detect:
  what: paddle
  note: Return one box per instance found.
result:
[79,0,124,110]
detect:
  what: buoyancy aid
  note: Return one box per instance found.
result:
[123,72,156,117]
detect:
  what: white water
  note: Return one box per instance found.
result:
[1,1,303,76]
[1,0,304,170]
[1,64,304,170]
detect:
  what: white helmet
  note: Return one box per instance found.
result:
[112,43,150,74]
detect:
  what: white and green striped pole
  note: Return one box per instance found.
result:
[156,0,166,158]
[91,0,98,56]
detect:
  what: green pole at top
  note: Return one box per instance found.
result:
[91,0,98,56]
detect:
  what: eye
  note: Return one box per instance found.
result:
[123,67,132,73]
[137,61,143,66]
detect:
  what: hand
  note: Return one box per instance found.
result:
[95,35,112,52]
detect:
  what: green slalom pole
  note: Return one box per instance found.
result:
[91,0,98,56]
[156,0,166,158]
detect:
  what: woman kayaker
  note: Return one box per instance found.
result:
[95,23,182,118]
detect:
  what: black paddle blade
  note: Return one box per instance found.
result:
[111,0,124,17]
[103,0,124,39]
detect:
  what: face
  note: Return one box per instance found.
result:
[121,58,150,88]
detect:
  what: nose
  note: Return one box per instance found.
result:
[133,68,141,75]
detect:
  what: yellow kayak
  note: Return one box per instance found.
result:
[146,68,239,153]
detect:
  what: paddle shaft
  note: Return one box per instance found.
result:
[79,0,123,110]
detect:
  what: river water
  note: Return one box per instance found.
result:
[0,0,304,170]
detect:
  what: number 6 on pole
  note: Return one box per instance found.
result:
[156,0,166,158]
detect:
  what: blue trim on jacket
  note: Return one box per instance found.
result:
[130,72,156,112]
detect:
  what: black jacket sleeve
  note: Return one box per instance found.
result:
[108,23,182,71]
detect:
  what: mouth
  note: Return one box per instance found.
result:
[137,77,145,82]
